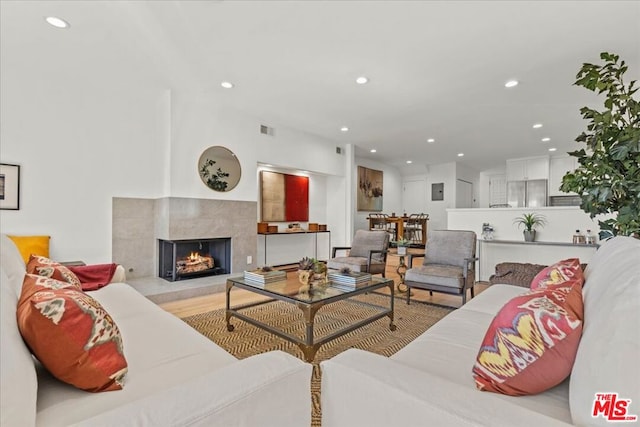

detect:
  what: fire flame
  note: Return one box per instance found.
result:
[188,252,200,261]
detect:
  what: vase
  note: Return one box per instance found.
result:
[397,246,407,255]
[310,271,327,286]
[523,230,536,242]
[297,269,311,286]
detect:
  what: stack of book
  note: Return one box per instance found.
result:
[328,271,372,288]
[243,269,287,285]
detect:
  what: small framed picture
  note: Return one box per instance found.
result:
[0,163,20,210]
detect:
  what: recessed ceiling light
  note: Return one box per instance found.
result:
[264,164,273,167]
[548,148,557,152]
[457,153,464,157]
[45,16,70,29]
[406,160,412,164]
[427,138,435,143]
[532,123,543,129]
[370,149,377,153]
[221,81,234,89]
[340,126,349,132]
[541,137,551,142]
[505,80,519,88]
[356,76,369,84]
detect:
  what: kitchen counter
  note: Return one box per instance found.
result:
[446,207,610,281]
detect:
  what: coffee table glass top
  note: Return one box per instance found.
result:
[228,274,391,304]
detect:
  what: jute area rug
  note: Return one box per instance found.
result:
[182,292,454,427]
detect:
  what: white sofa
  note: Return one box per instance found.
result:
[0,234,312,427]
[321,236,640,426]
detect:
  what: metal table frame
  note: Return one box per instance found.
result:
[225,277,396,362]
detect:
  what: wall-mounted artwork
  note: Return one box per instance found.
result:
[260,171,309,222]
[357,166,383,211]
[198,146,241,192]
[0,163,20,210]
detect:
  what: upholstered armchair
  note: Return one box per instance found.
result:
[327,230,389,277]
[405,230,478,304]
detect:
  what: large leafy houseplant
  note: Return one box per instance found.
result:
[560,52,640,239]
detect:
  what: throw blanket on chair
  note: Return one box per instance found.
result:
[68,263,118,291]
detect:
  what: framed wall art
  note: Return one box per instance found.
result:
[0,163,20,210]
[260,170,309,222]
[357,166,383,211]
[198,146,241,192]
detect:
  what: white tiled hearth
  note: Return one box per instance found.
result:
[126,273,239,304]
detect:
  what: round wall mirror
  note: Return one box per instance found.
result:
[198,146,241,192]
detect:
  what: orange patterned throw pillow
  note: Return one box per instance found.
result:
[530,258,584,290]
[17,274,128,392]
[26,255,82,290]
[472,283,584,396]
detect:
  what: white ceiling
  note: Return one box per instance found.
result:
[2,1,639,173]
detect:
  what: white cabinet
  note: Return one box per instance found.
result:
[506,156,549,181]
[549,155,578,196]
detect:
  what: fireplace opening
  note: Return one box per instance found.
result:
[158,238,231,281]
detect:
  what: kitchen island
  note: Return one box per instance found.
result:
[447,207,611,281]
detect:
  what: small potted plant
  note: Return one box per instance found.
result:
[392,238,410,255]
[513,213,547,242]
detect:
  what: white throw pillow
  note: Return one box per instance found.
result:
[0,268,38,427]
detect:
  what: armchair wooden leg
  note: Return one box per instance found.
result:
[406,286,411,305]
[462,290,467,305]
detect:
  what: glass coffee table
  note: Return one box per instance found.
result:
[225,274,396,362]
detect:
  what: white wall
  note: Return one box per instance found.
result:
[425,162,456,231]
[0,80,169,263]
[0,85,348,263]
[353,157,403,234]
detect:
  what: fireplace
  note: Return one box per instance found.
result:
[158,238,231,281]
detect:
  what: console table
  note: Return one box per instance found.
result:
[257,230,331,267]
[478,239,599,282]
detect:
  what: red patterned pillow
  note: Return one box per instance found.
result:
[17,274,128,392]
[472,283,584,396]
[26,255,82,290]
[530,258,584,290]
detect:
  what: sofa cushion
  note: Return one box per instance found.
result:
[1,234,27,298]
[0,269,37,427]
[26,255,82,290]
[473,283,583,396]
[17,274,128,392]
[34,282,240,425]
[7,235,50,264]
[570,236,640,426]
[405,264,464,289]
[530,258,584,290]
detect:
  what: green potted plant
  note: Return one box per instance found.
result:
[513,213,547,242]
[560,52,640,239]
[392,238,410,255]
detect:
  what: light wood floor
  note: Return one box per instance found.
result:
[160,250,488,318]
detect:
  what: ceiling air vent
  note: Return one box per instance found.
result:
[260,125,275,136]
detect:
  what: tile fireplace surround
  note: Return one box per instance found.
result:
[112,197,257,283]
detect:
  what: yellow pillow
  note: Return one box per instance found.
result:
[7,235,50,264]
